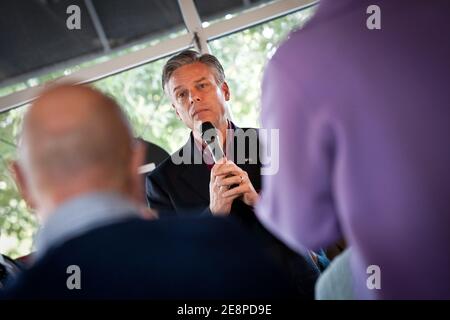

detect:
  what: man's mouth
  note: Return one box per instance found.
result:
[192,109,209,117]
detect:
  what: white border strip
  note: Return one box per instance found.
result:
[205,0,317,41]
[0,34,192,112]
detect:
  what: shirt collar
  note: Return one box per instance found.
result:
[34,191,140,261]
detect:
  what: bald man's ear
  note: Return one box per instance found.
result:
[10,161,36,210]
[129,141,147,205]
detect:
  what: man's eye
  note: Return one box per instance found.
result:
[177,92,186,98]
[199,83,207,89]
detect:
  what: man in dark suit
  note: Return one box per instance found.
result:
[146,50,320,298]
[147,50,262,219]
[2,83,297,299]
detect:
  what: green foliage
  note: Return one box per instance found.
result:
[0,7,315,258]
[0,108,37,258]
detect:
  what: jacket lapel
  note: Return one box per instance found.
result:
[178,134,211,202]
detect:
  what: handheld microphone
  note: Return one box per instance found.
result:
[201,121,225,164]
[201,122,240,190]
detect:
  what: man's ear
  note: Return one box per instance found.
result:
[222,81,230,101]
[10,161,36,210]
[129,141,147,205]
[172,103,181,120]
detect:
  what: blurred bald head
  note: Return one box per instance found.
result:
[15,84,142,219]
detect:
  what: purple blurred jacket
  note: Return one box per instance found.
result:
[256,0,450,299]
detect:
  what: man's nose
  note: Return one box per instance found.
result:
[189,90,201,104]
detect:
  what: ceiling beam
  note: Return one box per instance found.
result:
[84,0,111,52]
[178,0,210,54]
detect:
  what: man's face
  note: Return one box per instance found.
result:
[166,62,230,133]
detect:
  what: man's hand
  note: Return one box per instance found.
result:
[209,159,259,216]
[209,159,241,215]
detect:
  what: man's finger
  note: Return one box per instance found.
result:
[219,175,242,187]
[214,166,242,177]
[222,184,247,198]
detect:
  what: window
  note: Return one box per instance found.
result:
[210,7,315,128]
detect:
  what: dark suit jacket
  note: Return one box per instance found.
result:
[0,255,24,289]
[146,126,261,222]
[146,127,320,298]
[2,216,298,299]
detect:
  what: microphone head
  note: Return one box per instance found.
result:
[201,121,215,135]
[201,121,224,163]
[201,122,217,143]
